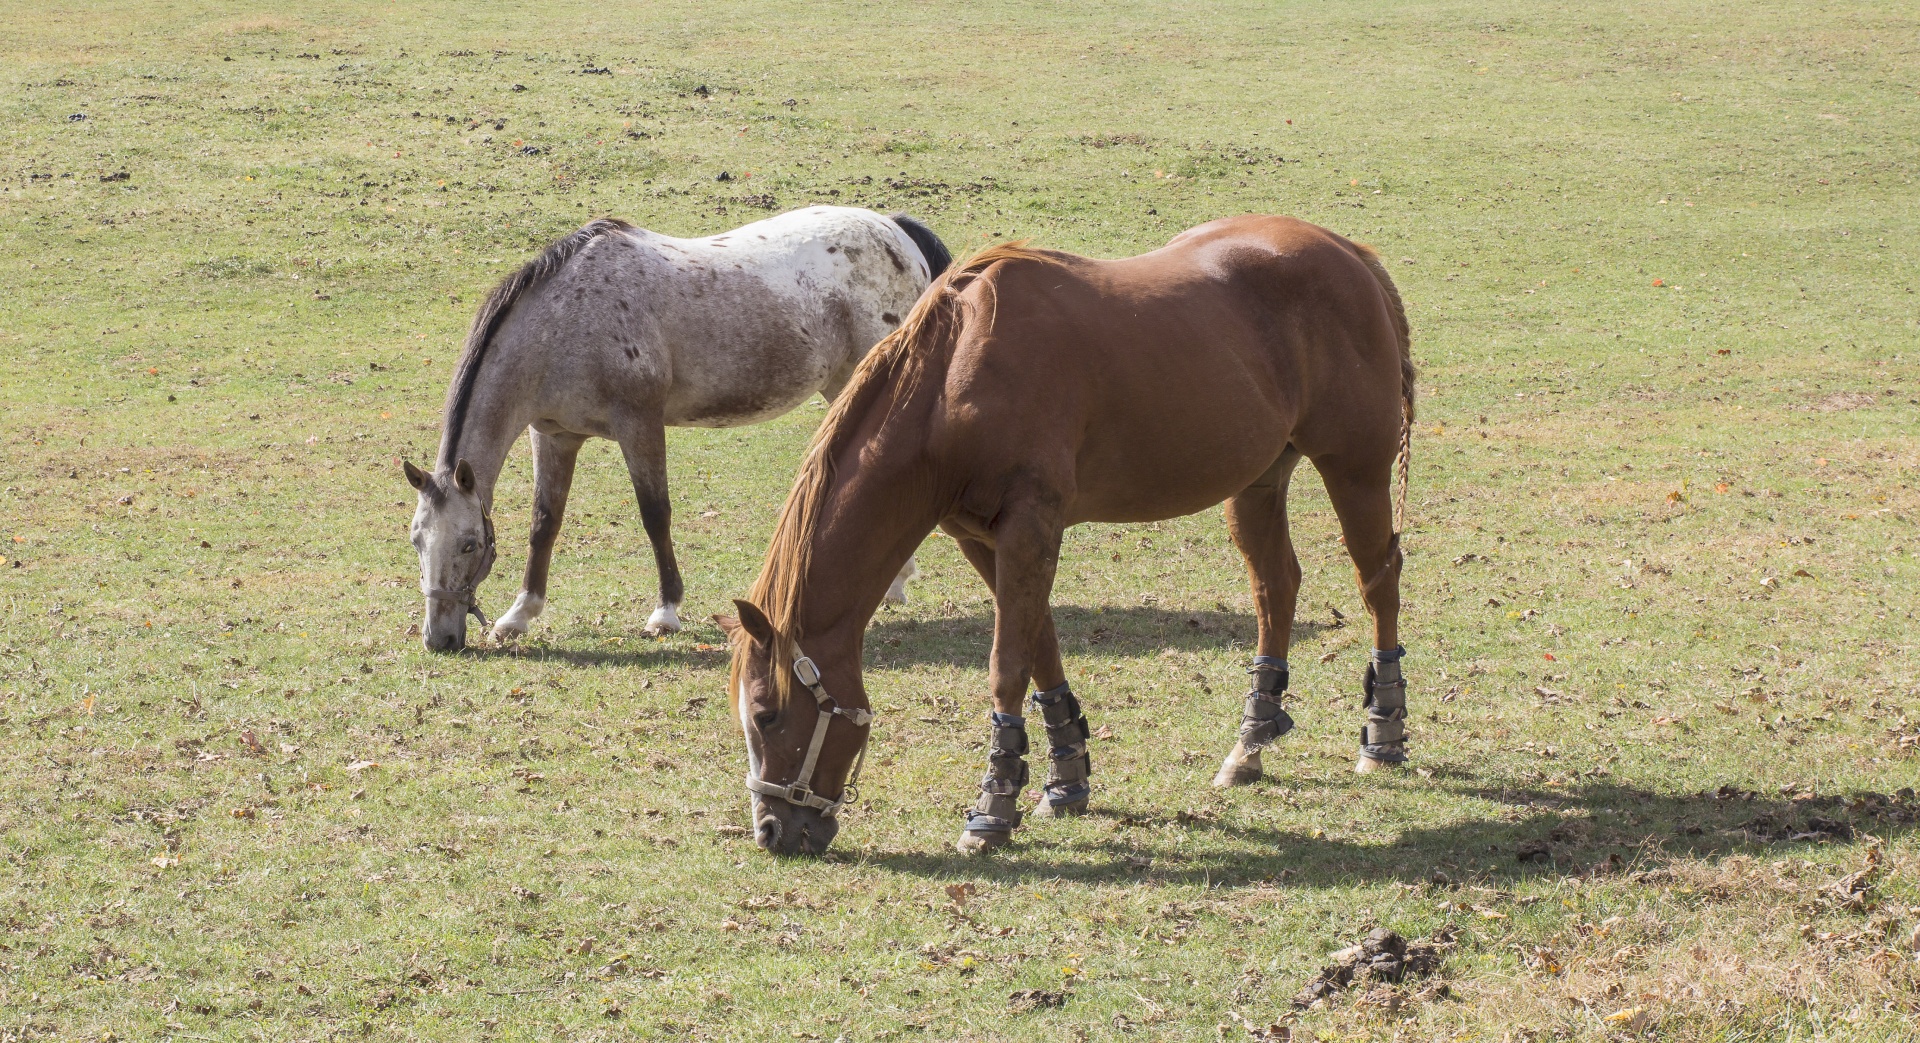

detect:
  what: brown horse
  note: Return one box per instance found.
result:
[719,215,1415,857]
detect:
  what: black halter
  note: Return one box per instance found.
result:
[420,508,496,626]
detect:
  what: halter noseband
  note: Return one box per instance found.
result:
[420,507,497,627]
[744,647,873,817]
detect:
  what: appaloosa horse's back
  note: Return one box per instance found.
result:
[721,215,1414,857]
[402,206,949,652]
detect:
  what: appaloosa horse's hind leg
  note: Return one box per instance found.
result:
[1213,449,1304,787]
[1321,469,1408,773]
[493,430,585,643]
[615,415,686,636]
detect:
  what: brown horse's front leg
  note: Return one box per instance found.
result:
[955,506,1067,856]
[493,430,583,643]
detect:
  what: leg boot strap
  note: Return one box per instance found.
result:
[968,711,1029,833]
[1030,683,1091,807]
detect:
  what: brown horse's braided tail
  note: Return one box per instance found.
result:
[1353,244,1416,538]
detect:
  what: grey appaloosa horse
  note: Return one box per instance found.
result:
[402,205,951,652]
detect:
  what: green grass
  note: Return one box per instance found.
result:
[4,1,1919,1039]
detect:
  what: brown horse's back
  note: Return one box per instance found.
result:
[932,216,1408,526]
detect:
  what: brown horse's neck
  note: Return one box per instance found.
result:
[797,435,943,655]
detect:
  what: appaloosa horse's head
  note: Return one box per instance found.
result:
[402,458,496,653]
[718,600,872,857]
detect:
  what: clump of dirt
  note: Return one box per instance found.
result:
[1007,988,1067,1012]
[1291,928,1455,1009]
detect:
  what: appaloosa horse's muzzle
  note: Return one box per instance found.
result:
[419,508,496,652]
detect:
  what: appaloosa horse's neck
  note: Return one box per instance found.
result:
[433,377,530,508]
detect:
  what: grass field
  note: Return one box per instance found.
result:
[4,1,1919,1039]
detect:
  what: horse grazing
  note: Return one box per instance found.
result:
[720,215,1415,857]
[403,206,950,652]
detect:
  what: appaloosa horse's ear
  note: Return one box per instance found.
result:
[730,599,776,646]
[453,459,476,494]
[402,460,428,491]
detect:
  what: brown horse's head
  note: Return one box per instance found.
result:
[719,600,871,857]
[403,458,495,653]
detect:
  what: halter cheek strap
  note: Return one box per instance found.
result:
[743,647,873,818]
[420,508,497,626]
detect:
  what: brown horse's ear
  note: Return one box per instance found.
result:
[402,460,428,491]
[731,599,776,646]
[453,458,476,494]
[712,614,740,637]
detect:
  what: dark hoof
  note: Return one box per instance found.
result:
[1212,753,1263,788]
[1031,796,1088,819]
[1354,751,1407,775]
[955,829,1012,856]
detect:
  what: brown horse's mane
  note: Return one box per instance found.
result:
[438,217,635,470]
[730,242,1053,709]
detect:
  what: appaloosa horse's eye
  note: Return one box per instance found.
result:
[753,710,777,730]
[461,540,476,554]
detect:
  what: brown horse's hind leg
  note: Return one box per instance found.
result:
[1213,449,1303,788]
[1321,470,1409,773]
[615,415,686,636]
[954,505,1071,855]
[493,430,584,643]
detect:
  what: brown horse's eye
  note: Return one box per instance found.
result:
[753,710,777,730]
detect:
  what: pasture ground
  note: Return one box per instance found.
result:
[4,1,1919,1039]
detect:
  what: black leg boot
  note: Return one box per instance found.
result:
[1356,646,1408,772]
[1212,656,1293,787]
[1029,682,1091,817]
[955,711,1028,855]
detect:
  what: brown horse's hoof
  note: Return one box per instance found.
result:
[1030,797,1088,819]
[1212,755,1263,788]
[955,830,1012,856]
[1353,753,1405,775]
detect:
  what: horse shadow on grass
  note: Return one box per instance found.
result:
[851,773,1918,892]
[863,605,1341,670]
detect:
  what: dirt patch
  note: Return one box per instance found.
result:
[1292,928,1455,1010]
[1810,391,1877,411]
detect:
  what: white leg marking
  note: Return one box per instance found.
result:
[883,555,921,605]
[490,591,546,642]
[644,602,683,636]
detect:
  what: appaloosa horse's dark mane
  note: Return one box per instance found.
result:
[437,217,636,470]
[889,213,953,279]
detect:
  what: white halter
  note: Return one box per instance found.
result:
[744,646,873,817]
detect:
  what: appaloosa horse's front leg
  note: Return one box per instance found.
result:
[1322,472,1408,773]
[1213,451,1304,787]
[954,507,1075,856]
[493,430,584,643]
[616,416,686,636]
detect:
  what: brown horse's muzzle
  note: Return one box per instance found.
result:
[751,796,839,857]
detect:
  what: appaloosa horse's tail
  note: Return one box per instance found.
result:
[1354,244,1416,536]
[890,213,953,279]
